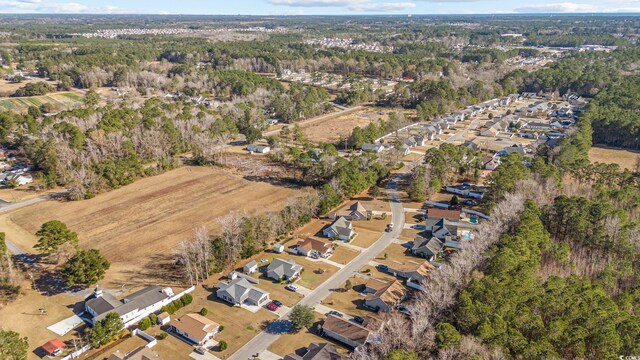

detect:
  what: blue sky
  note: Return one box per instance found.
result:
[0,0,639,15]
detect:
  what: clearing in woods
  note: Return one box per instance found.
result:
[588,146,640,171]
[0,166,303,286]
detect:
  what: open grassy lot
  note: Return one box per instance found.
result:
[0,285,87,360]
[323,277,377,318]
[0,185,63,203]
[358,265,398,282]
[301,108,377,145]
[376,243,413,265]
[278,252,339,289]
[398,227,424,242]
[330,246,360,265]
[350,227,382,249]
[268,313,350,357]
[0,166,302,286]
[588,146,640,171]
[0,91,84,113]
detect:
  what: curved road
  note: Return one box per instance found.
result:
[230,172,407,360]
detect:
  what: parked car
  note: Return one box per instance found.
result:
[266,301,280,311]
[285,284,299,292]
[376,264,389,271]
[351,316,365,324]
[327,310,343,317]
[272,300,283,307]
[385,223,394,232]
[195,347,207,355]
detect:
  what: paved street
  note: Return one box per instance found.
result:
[229,173,406,360]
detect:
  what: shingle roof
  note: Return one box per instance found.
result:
[284,342,346,360]
[268,258,302,279]
[169,313,219,343]
[217,278,268,304]
[365,280,407,306]
[323,315,371,347]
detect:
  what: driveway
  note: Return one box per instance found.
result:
[47,314,85,336]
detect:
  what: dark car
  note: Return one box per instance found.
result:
[376,264,389,271]
[272,300,283,307]
[327,310,343,317]
[351,316,365,324]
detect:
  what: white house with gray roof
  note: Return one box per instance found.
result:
[266,258,303,281]
[216,278,270,306]
[84,285,178,327]
[322,216,357,241]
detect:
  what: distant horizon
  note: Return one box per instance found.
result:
[0,12,639,16]
[0,0,639,17]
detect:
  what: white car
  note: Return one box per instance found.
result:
[285,284,298,292]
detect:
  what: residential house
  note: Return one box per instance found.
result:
[85,285,177,327]
[361,143,384,153]
[216,278,270,306]
[169,313,220,345]
[283,342,346,360]
[322,217,356,241]
[426,208,461,221]
[247,144,271,154]
[329,202,368,221]
[364,280,407,312]
[386,260,436,286]
[108,347,162,360]
[444,185,485,199]
[485,157,501,171]
[0,172,33,186]
[525,121,551,131]
[267,258,303,281]
[295,237,333,258]
[363,278,390,294]
[41,339,65,357]
[431,218,458,241]
[411,236,444,260]
[499,97,511,106]
[243,260,258,274]
[274,244,285,253]
[321,314,374,349]
[521,92,537,99]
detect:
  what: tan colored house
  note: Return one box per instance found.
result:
[169,313,220,345]
[363,278,390,294]
[108,347,162,360]
[364,280,408,312]
[295,237,333,258]
[426,208,461,221]
[321,314,373,349]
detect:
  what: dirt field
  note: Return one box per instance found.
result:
[301,107,413,145]
[1,166,303,286]
[588,146,640,171]
[268,312,349,357]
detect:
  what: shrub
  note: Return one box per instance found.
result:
[157,332,168,340]
[173,298,184,309]
[218,340,228,351]
[218,325,224,332]
[181,293,193,305]
[149,314,157,325]
[200,307,208,316]
[139,317,151,331]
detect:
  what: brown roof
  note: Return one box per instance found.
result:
[427,208,461,220]
[365,280,407,305]
[42,339,65,354]
[158,312,170,319]
[365,278,390,293]
[322,314,371,347]
[296,237,332,253]
[389,260,436,274]
[169,313,219,343]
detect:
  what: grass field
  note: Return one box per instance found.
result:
[588,146,640,171]
[1,166,303,286]
[0,91,84,112]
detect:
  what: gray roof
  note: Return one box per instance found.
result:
[267,258,303,279]
[324,217,354,238]
[412,237,444,257]
[217,278,268,304]
[244,260,258,269]
[87,285,172,323]
[284,343,345,360]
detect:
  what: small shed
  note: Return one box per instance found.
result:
[158,312,171,326]
[42,339,65,356]
[273,244,284,253]
[243,260,258,274]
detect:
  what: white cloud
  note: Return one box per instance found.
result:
[0,0,131,13]
[270,0,415,12]
[270,0,368,7]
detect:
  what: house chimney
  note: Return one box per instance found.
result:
[94,285,103,298]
